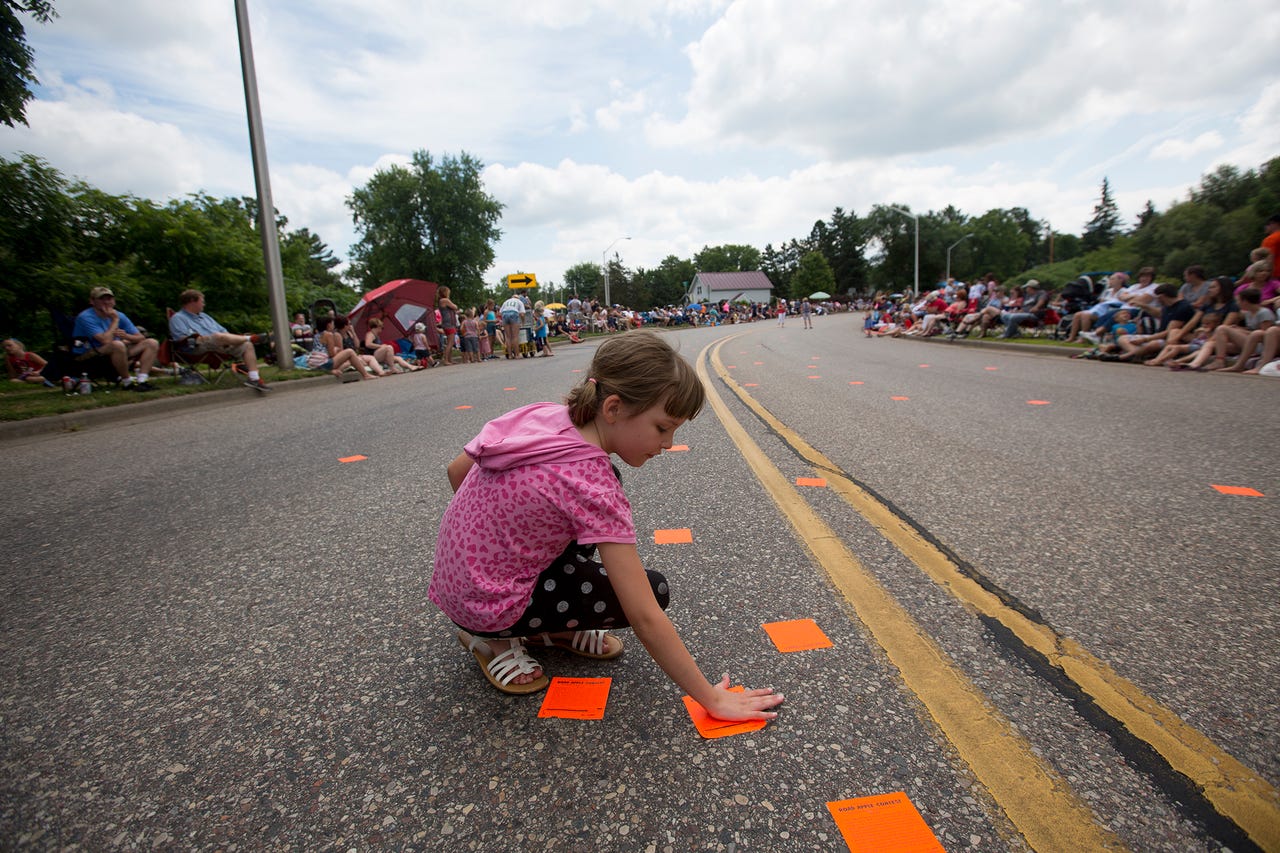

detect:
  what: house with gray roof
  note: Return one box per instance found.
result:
[684,271,774,305]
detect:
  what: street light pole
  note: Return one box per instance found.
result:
[888,206,919,297]
[601,236,631,307]
[234,0,292,369]
[946,233,975,282]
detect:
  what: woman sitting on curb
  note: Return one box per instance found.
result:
[308,315,381,380]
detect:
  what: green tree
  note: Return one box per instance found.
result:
[1082,177,1121,253]
[694,243,761,272]
[1,0,55,127]
[968,208,1032,283]
[562,261,601,302]
[0,153,80,344]
[280,227,358,314]
[790,251,835,301]
[347,150,503,307]
[632,254,697,307]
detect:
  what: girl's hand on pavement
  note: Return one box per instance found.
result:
[705,673,785,721]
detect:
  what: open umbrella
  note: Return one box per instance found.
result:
[808,291,831,300]
[348,279,440,347]
[544,302,567,310]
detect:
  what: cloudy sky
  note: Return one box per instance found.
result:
[4,0,1278,289]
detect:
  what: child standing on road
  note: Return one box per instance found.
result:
[461,307,482,364]
[429,331,784,722]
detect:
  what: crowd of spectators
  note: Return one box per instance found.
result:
[861,215,1280,376]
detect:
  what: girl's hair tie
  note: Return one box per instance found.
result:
[587,377,597,384]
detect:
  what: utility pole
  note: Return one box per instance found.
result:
[234,0,291,369]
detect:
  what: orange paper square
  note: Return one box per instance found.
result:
[682,686,768,739]
[796,477,827,488]
[454,405,473,410]
[538,677,612,720]
[654,528,693,544]
[827,792,944,853]
[338,455,367,463]
[1211,484,1265,497]
[763,618,833,652]
[666,445,690,452]
[743,382,759,387]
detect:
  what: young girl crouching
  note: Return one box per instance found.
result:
[428,331,784,722]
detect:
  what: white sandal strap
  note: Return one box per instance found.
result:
[482,642,540,686]
[574,630,607,656]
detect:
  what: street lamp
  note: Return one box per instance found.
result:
[601,236,631,307]
[946,233,975,282]
[887,206,919,298]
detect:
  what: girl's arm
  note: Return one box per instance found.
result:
[447,452,475,492]
[598,541,783,722]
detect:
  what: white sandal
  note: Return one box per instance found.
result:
[457,631,549,695]
[536,630,623,660]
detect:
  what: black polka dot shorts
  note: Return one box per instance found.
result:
[469,541,671,639]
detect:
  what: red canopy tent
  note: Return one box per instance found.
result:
[347,279,440,349]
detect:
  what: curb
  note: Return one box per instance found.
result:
[901,335,1079,357]
[0,374,333,442]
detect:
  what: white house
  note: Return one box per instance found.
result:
[684,271,775,305]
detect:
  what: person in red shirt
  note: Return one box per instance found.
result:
[1260,214,1280,263]
[4,338,52,386]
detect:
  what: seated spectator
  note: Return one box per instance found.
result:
[1179,265,1212,307]
[363,318,420,373]
[906,291,949,336]
[1183,288,1272,370]
[72,286,160,391]
[1218,288,1278,373]
[1110,283,1196,362]
[999,280,1051,338]
[1192,276,1241,328]
[4,338,54,386]
[1072,273,1127,344]
[169,289,270,391]
[1237,325,1280,374]
[1147,312,1222,367]
[290,312,313,350]
[1078,308,1140,359]
[308,315,380,380]
[1119,267,1161,315]
[1234,259,1280,305]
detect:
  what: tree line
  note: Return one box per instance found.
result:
[3,147,1276,351]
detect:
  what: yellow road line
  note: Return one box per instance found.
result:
[704,335,1280,852]
[697,337,1125,853]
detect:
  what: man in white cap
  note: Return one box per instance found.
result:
[71,286,160,390]
[999,280,1051,338]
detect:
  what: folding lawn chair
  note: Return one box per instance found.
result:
[165,308,237,385]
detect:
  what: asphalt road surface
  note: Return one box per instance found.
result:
[1,313,1276,852]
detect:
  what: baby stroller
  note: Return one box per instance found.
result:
[1054,276,1096,339]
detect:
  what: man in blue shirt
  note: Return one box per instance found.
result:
[71,286,160,390]
[168,289,270,391]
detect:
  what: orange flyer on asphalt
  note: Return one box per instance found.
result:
[826,792,944,853]
[762,618,833,653]
[537,677,611,720]
[681,686,768,738]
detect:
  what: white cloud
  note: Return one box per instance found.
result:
[5,0,1276,295]
[1151,132,1224,161]
[649,0,1270,159]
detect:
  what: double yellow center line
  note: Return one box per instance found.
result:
[698,335,1278,852]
